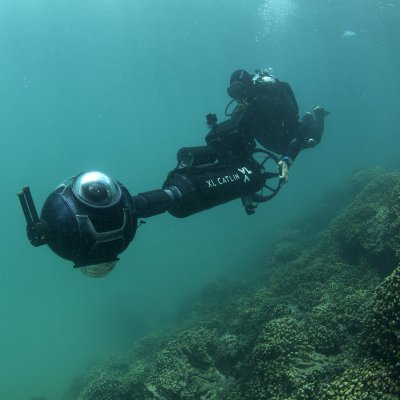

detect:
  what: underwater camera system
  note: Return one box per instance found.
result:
[18,116,282,277]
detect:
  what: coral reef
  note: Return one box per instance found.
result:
[317,358,398,399]
[62,168,400,400]
[366,263,400,377]
[328,170,400,273]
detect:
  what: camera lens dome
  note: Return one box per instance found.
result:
[72,171,121,208]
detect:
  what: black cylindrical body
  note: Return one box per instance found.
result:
[177,145,217,167]
[163,161,265,218]
[133,188,181,218]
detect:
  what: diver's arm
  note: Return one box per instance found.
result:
[283,135,305,162]
[278,135,303,183]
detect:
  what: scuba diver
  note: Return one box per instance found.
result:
[18,67,329,277]
[223,68,329,183]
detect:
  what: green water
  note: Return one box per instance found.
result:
[0,0,399,399]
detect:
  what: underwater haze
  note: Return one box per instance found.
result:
[0,0,399,399]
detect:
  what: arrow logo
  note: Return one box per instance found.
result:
[238,167,252,183]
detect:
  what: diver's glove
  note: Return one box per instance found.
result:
[301,106,330,147]
[278,157,291,183]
